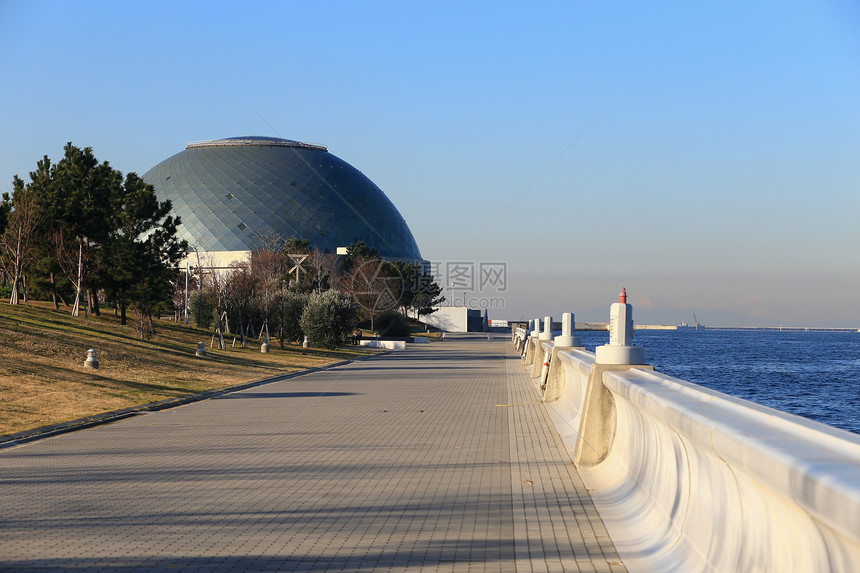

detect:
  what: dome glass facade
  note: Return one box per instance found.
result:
[142,136,421,260]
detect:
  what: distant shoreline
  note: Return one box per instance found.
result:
[511,322,859,333]
[635,325,860,333]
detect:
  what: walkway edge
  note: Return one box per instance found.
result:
[0,351,389,450]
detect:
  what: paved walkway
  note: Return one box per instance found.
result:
[0,334,625,572]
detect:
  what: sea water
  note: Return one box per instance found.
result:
[573,329,860,435]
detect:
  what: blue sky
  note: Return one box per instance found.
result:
[2,1,859,326]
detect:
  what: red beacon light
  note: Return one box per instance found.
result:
[620,287,627,304]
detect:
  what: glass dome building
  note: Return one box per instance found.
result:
[142,136,421,260]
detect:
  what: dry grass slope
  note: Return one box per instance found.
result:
[0,302,376,435]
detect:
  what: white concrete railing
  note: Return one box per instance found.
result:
[519,335,860,573]
[514,327,527,343]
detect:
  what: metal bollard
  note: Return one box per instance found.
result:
[84,348,98,369]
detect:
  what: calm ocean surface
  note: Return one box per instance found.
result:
[571,329,860,435]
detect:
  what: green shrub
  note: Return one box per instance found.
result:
[300,290,357,349]
[374,311,411,337]
[276,290,308,344]
[188,291,214,329]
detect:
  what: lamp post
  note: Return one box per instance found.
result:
[196,265,203,328]
[184,262,191,326]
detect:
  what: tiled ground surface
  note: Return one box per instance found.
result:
[0,334,625,572]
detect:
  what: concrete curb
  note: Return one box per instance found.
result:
[0,350,389,450]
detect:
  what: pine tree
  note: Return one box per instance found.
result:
[39,144,116,316]
[103,172,187,336]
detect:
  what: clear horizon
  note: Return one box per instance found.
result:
[2,1,858,327]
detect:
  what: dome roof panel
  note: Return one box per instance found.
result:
[143,137,421,259]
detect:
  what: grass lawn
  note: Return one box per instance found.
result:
[0,301,378,435]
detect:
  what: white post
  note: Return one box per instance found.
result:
[531,318,541,338]
[539,315,553,340]
[596,287,645,365]
[554,312,582,347]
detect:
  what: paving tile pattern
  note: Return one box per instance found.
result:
[0,334,625,572]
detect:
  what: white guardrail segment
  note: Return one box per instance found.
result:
[542,348,594,455]
[524,340,860,573]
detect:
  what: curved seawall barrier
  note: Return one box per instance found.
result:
[513,330,860,573]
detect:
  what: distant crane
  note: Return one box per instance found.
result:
[679,313,705,331]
